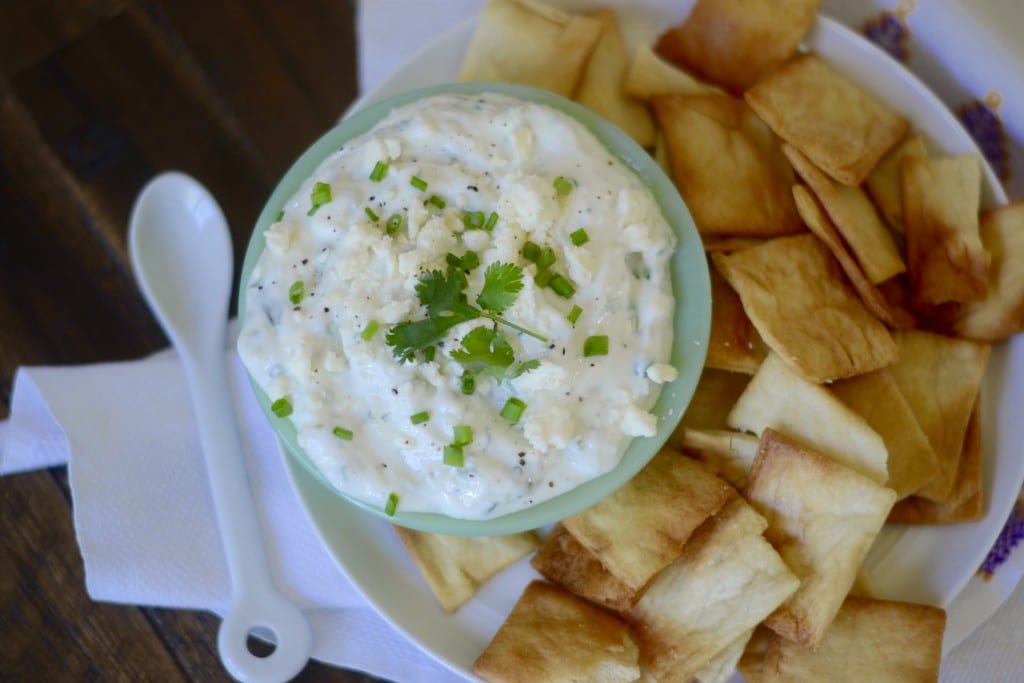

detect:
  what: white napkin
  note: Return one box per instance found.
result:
[0,347,464,683]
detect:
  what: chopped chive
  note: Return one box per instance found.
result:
[369,161,388,182]
[461,370,476,395]
[308,181,331,215]
[386,213,403,235]
[567,304,583,324]
[288,281,305,304]
[271,398,292,418]
[553,176,574,195]
[276,210,284,222]
[333,426,354,440]
[570,228,590,246]
[484,211,499,232]
[534,269,553,287]
[444,444,464,467]
[385,492,399,516]
[462,211,485,230]
[361,319,380,341]
[522,241,541,262]
[365,206,379,222]
[549,274,576,298]
[410,176,428,192]
[460,250,480,271]
[411,411,430,425]
[424,346,437,362]
[583,335,609,357]
[500,397,526,424]
[453,425,473,446]
[428,195,446,209]
[536,247,556,270]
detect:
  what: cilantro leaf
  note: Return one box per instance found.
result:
[509,359,541,378]
[476,262,524,313]
[385,318,445,362]
[416,268,468,317]
[451,327,514,374]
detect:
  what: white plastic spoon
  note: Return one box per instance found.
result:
[129,172,312,682]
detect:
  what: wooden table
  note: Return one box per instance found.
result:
[0,2,387,680]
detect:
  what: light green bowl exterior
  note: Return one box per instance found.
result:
[239,82,711,536]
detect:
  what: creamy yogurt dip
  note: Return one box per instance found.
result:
[238,92,677,519]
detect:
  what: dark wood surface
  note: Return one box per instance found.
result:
[0,2,390,681]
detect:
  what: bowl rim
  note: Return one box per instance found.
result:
[238,81,711,535]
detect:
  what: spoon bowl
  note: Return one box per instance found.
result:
[130,172,312,682]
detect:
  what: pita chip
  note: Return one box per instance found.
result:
[677,427,761,490]
[745,53,909,186]
[762,596,945,683]
[473,581,640,683]
[792,184,914,328]
[627,499,800,683]
[625,43,720,100]
[888,329,990,501]
[674,366,753,435]
[903,154,990,306]
[784,143,906,284]
[865,135,928,233]
[530,524,637,612]
[745,429,897,650]
[830,369,939,499]
[707,259,769,373]
[652,93,803,237]
[889,400,984,524]
[712,234,898,383]
[562,449,734,593]
[693,629,754,683]
[943,200,1024,341]
[574,10,656,147]
[727,352,889,484]
[654,0,820,93]
[394,527,540,612]
[458,0,603,97]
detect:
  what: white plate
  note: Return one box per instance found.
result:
[288,8,1023,681]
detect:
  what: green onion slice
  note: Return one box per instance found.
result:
[386,213,403,235]
[428,195,446,209]
[288,281,305,304]
[365,206,379,222]
[549,274,576,299]
[570,228,590,246]
[369,161,388,182]
[444,444,464,467]
[500,397,526,424]
[410,176,428,192]
[385,492,399,516]
[411,411,430,425]
[534,269,553,287]
[522,241,541,262]
[361,319,380,341]
[484,211,499,231]
[333,426,354,440]
[553,176,574,195]
[460,250,480,271]
[567,304,583,324]
[461,370,476,395]
[462,211,485,230]
[271,398,292,418]
[536,247,556,270]
[453,425,473,445]
[583,335,609,357]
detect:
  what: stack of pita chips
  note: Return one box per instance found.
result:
[388,0,1024,680]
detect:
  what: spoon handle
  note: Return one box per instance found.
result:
[184,341,312,683]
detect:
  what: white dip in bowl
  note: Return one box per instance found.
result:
[238,91,678,520]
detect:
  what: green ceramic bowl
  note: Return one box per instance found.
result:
[238,82,711,535]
